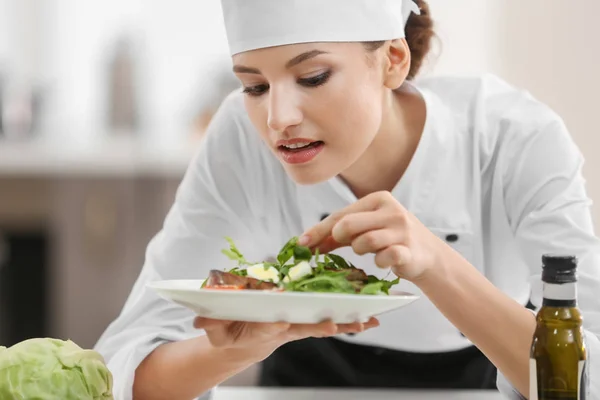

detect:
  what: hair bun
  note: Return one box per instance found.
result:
[405,0,435,79]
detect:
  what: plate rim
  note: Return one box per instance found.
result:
[147,279,419,300]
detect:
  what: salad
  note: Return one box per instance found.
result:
[202,236,400,295]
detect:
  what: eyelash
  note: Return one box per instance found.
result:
[242,71,332,97]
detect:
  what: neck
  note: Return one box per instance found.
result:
[339,83,427,199]
[542,281,577,307]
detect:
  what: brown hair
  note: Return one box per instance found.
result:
[363,0,435,80]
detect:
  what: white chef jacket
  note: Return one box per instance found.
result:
[94,73,600,400]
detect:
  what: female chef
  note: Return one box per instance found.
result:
[95,0,600,399]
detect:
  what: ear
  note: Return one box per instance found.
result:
[383,39,411,89]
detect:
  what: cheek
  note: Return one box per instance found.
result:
[317,78,382,146]
[244,97,270,141]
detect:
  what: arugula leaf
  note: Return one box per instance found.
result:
[277,237,299,265]
[218,236,399,296]
[263,261,279,268]
[359,282,384,295]
[227,267,248,277]
[328,253,350,270]
[293,245,312,263]
[279,264,291,278]
[360,277,400,295]
[286,270,355,293]
[221,236,251,266]
[382,277,400,294]
[320,254,337,270]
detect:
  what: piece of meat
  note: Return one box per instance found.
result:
[205,270,278,290]
[325,267,369,282]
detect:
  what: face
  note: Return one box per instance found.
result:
[232,42,393,185]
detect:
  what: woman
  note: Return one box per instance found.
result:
[95,1,600,399]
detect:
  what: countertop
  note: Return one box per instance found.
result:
[210,387,506,400]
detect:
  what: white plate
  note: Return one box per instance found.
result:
[147,279,419,324]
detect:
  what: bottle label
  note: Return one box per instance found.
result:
[530,359,589,399]
[579,359,589,400]
[530,359,538,400]
[543,282,577,301]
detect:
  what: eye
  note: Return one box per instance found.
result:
[298,71,332,88]
[242,84,269,97]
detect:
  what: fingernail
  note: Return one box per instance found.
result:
[298,235,310,246]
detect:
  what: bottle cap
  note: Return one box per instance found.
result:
[542,254,578,284]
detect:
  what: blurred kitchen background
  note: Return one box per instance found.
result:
[0,0,598,387]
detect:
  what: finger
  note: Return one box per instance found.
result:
[374,244,412,269]
[313,235,344,254]
[330,211,389,246]
[336,317,380,334]
[195,318,236,348]
[300,193,390,247]
[363,317,380,329]
[287,320,338,339]
[251,321,292,336]
[351,229,401,256]
[335,322,364,334]
[194,317,233,330]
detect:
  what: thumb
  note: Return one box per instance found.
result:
[249,322,291,339]
[194,317,232,331]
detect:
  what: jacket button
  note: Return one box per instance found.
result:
[445,234,459,243]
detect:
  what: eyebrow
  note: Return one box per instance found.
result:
[232,49,329,75]
[285,49,328,68]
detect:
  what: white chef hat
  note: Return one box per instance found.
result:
[221,0,421,56]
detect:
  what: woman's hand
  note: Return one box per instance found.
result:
[299,191,448,282]
[135,317,378,400]
[194,317,380,361]
[298,191,540,396]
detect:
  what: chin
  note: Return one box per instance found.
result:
[283,164,337,186]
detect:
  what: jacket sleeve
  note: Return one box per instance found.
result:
[497,118,600,399]
[93,93,265,400]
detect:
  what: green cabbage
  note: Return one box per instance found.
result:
[0,338,113,400]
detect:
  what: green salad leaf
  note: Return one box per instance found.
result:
[326,253,351,270]
[293,245,313,263]
[360,277,400,295]
[277,236,298,265]
[285,270,356,293]
[221,236,252,266]
[218,236,400,295]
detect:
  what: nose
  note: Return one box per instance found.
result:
[267,86,303,133]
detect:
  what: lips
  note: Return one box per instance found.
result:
[276,139,325,165]
[276,138,319,147]
[279,141,322,151]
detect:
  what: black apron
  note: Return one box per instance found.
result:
[260,299,537,389]
[259,336,497,389]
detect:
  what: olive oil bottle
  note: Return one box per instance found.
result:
[530,255,589,400]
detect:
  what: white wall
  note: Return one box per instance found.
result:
[1,0,44,82]
[41,0,230,142]
[423,0,505,77]
[0,0,9,70]
[424,0,600,226]
[499,0,600,225]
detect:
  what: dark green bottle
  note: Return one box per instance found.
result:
[530,255,589,400]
